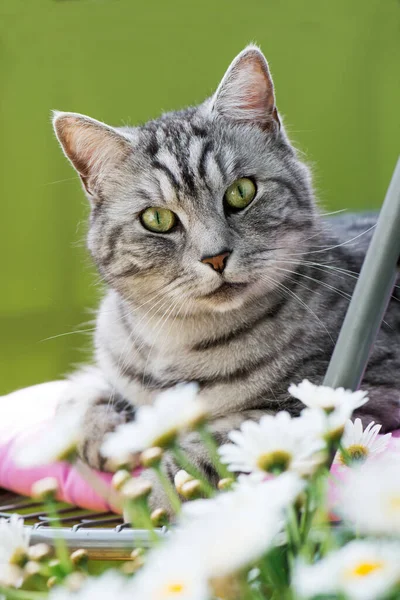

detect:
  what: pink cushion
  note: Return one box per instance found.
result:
[0,382,120,512]
[0,382,399,514]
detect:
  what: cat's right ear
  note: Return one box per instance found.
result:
[52,111,132,198]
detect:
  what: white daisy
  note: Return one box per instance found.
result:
[218,411,326,477]
[178,473,304,578]
[293,540,400,600]
[301,403,362,445]
[49,571,129,600]
[13,404,85,467]
[101,383,205,461]
[0,515,30,587]
[334,418,391,465]
[127,543,209,600]
[339,461,400,536]
[289,379,368,412]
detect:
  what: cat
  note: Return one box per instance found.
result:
[53,45,400,510]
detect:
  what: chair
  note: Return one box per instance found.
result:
[1,158,399,560]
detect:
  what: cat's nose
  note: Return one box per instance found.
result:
[201,251,231,274]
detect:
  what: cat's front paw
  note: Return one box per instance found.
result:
[78,396,136,472]
[56,367,136,471]
[78,399,133,471]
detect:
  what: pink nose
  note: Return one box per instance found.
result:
[201,252,231,274]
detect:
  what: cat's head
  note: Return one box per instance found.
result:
[54,45,317,316]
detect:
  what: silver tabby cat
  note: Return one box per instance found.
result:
[53,46,400,509]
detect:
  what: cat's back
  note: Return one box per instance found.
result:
[326,212,399,296]
[326,212,377,263]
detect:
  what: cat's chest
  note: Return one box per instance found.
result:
[96,298,300,416]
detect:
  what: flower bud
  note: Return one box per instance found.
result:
[32,477,59,501]
[141,447,163,468]
[23,561,41,578]
[112,469,132,491]
[70,548,88,567]
[150,508,169,527]
[180,479,203,499]
[105,452,141,473]
[121,557,144,574]
[28,543,52,562]
[65,572,87,592]
[218,477,234,491]
[47,576,59,589]
[121,478,152,501]
[211,574,241,599]
[130,548,144,561]
[174,469,193,494]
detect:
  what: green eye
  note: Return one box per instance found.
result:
[224,178,256,210]
[140,207,176,233]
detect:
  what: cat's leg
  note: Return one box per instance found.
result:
[59,367,135,470]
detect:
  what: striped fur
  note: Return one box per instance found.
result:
[53,46,400,510]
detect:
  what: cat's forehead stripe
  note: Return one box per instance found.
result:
[144,124,227,199]
[188,138,204,172]
[205,153,224,189]
[152,165,179,203]
[154,148,183,187]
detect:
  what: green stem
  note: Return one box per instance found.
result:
[248,587,265,600]
[314,473,335,556]
[287,505,301,552]
[152,465,181,515]
[171,445,215,497]
[285,522,295,572]
[262,557,287,593]
[46,500,72,575]
[197,425,231,479]
[299,486,318,555]
[124,499,159,544]
[299,489,309,538]
[285,504,302,578]
[75,459,121,509]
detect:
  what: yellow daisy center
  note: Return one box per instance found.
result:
[161,582,185,596]
[348,561,384,578]
[340,444,369,465]
[257,450,291,474]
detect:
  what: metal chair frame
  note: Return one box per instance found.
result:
[2,159,399,558]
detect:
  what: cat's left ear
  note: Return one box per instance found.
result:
[209,45,280,132]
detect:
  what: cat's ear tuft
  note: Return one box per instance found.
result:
[210,45,279,131]
[52,111,131,196]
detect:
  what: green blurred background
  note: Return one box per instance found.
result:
[0,0,399,394]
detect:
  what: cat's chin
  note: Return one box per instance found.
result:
[196,281,252,313]
[206,296,248,313]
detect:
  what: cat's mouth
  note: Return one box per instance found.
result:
[200,281,249,300]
